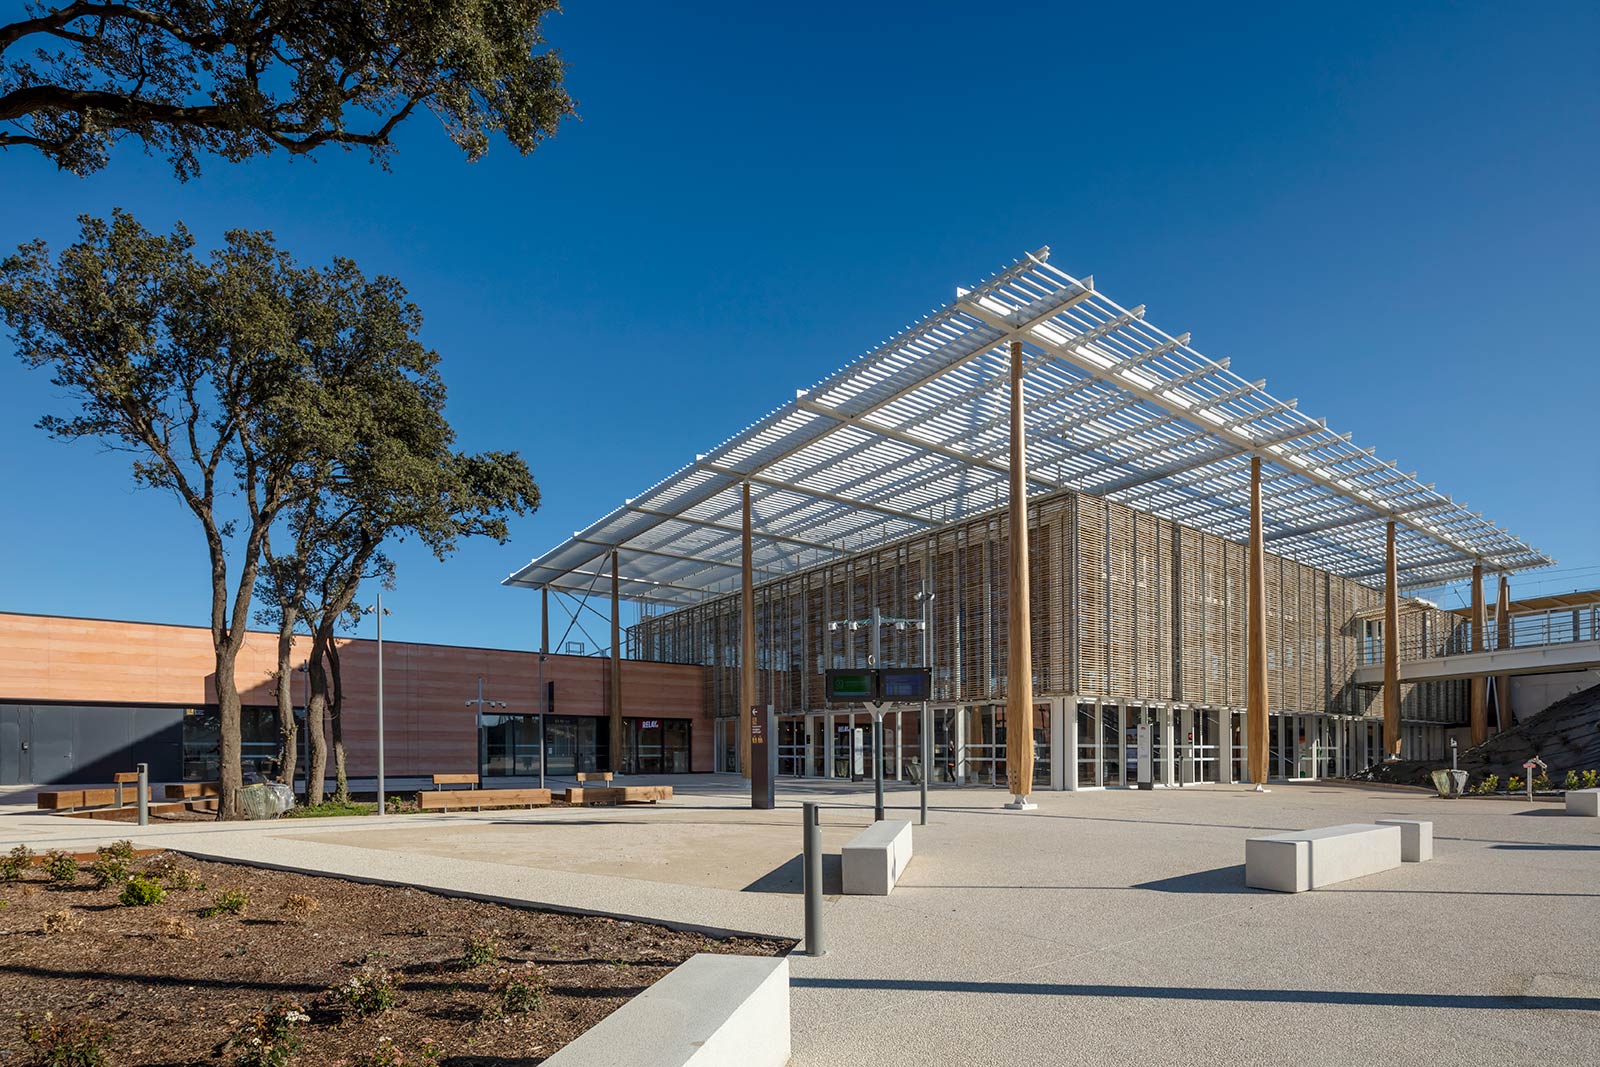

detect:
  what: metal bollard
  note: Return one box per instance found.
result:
[136,762,149,827]
[802,802,825,957]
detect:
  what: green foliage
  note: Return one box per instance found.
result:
[1,844,34,881]
[97,841,135,863]
[16,1011,109,1066]
[88,856,130,889]
[347,1038,439,1067]
[165,866,205,892]
[227,1003,309,1067]
[1507,775,1523,793]
[325,969,400,1019]
[204,889,250,917]
[1583,770,1599,789]
[1565,770,1583,791]
[488,967,547,1017]
[1473,773,1500,794]
[118,875,167,907]
[41,851,78,885]
[0,1,576,178]
[1531,773,1552,792]
[283,800,376,819]
[386,795,419,815]
[459,933,499,969]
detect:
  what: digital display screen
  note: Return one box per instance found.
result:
[878,668,931,702]
[825,669,876,702]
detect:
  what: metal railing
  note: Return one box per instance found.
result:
[1361,605,1599,665]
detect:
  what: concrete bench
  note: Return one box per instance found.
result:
[545,953,788,1067]
[842,819,913,896]
[1375,819,1433,862]
[1566,788,1600,817]
[417,788,551,812]
[1245,823,1402,893]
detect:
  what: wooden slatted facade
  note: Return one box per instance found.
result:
[631,486,1468,731]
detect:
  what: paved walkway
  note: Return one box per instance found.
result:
[4,777,1598,1065]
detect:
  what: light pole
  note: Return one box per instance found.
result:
[465,677,507,778]
[362,594,391,811]
[913,583,935,826]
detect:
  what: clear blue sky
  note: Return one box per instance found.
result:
[2,1,1596,652]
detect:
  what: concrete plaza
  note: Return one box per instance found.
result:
[3,777,1597,1065]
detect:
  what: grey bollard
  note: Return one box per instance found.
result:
[136,762,149,827]
[803,802,825,957]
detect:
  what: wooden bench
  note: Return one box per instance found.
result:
[37,787,153,811]
[416,788,551,812]
[1245,823,1402,893]
[164,781,220,800]
[562,785,673,806]
[842,819,913,896]
[432,773,480,790]
[575,771,613,783]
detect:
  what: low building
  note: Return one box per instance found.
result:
[0,612,710,786]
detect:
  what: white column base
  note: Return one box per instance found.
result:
[1004,795,1037,810]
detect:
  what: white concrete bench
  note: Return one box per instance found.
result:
[1566,788,1600,817]
[842,818,913,896]
[1375,818,1433,862]
[545,954,789,1067]
[1245,823,1402,893]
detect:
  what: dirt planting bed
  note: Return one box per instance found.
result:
[0,851,791,1065]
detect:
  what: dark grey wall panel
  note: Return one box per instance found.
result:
[0,704,184,784]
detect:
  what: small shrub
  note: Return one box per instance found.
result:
[204,888,250,917]
[1565,770,1582,791]
[226,1003,308,1067]
[142,852,180,879]
[165,865,205,891]
[1583,769,1599,789]
[119,875,167,907]
[1506,775,1523,794]
[324,968,399,1019]
[1531,772,1552,792]
[41,850,79,885]
[0,844,34,881]
[42,909,84,936]
[459,933,498,969]
[384,795,419,815]
[1473,773,1500,795]
[157,915,195,940]
[96,841,135,863]
[17,1011,110,1066]
[487,966,547,1017]
[347,1038,439,1067]
[87,856,130,889]
[279,893,319,924]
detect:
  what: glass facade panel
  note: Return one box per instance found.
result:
[183,704,278,782]
[1077,703,1097,787]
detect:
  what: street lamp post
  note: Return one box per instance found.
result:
[362,595,391,812]
[465,677,507,778]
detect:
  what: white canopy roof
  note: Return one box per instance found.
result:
[506,248,1552,605]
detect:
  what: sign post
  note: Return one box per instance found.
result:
[1522,756,1546,804]
[751,704,776,809]
[826,668,931,823]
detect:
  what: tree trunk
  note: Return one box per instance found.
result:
[274,620,299,788]
[329,639,349,802]
[305,651,330,807]
[215,653,245,820]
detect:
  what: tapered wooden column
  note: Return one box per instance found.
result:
[1495,574,1512,731]
[610,551,624,772]
[1246,456,1269,786]
[1469,563,1487,746]
[1005,340,1035,805]
[1383,520,1401,758]
[740,481,756,779]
